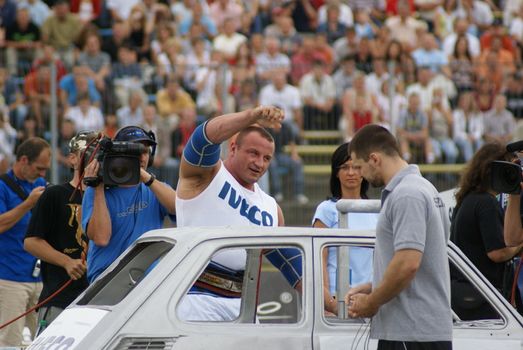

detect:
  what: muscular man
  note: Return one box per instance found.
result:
[82,126,176,283]
[25,131,97,334]
[176,106,302,321]
[0,137,50,347]
[347,124,453,350]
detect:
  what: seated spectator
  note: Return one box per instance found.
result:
[264,15,300,56]
[332,54,359,99]
[442,17,480,58]
[316,3,347,44]
[183,37,211,98]
[340,72,380,139]
[509,4,523,45]
[178,1,217,39]
[101,20,130,63]
[106,0,140,22]
[412,33,450,76]
[384,39,404,76]
[0,68,28,130]
[0,0,17,40]
[18,0,50,27]
[454,0,493,34]
[376,79,408,130]
[365,58,390,96]
[300,59,338,130]
[480,17,516,56]
[259,73,303,137]
[57,118,76,182]
[449,35,476,95]
[151,22,176,64]
[212,17,247,60]
[156,75,195,125]
[229,42,256,96]
[483,94,517,144]
[126,7,151,62]
[268,121,308,205]
[77,32,111,92]
[24,65,53,130]
[103,114,118,139]
[64,93,104,133]
[59,65,101,112]
[477,36,516,90]
[31,44,67,82]
[15,115,42,149]
[354,8,377,39]
[0,111,17,173]
[116,90,144,127]
[255,36,291,85]
[171,106,196,162]
[70,0,102,24]
[142,104,178,186]
[290,34,319,85]
[453,92,484,162]
[156,38,186,83]
[171,0,207,25]
[354,37,373,74]
[234,78,258,112]
[385,0,427,51]
[406,66,450,112]
[110,45,145,109]
[314,33,335,68]
[209,0,243,31]
[41,0,82,68]
[5,7,41,76]
[369,26,390,58]
[434,1,458,41]
[428,88,458,164]
[505,72,523,120]
[474,77,496,112]
[318,0,353,28]
[332,26,359,64]
[397,92,434,163]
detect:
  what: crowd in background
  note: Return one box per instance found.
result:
[0,0,522,193]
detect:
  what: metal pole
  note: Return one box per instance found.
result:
[49,64,58,185]
[387,60,397,137]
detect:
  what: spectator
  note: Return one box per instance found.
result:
[354,9,377,39]
[209,0,243,32]
[0,137,50,347]
[316,3,347,44]
[384,39,405,76]
[427,88,458,164]
[77,32,111,92]
[505,72,523,120]
[451,142,522,320]
[332,27,359,64]
[116,90,145,127]
[126,7,151,62]
[18,0,51,27]
[312,142,375,315]
[477,36,516,90]
[509,4,523,45]
[483,94,517,144]
[0,68,27,131]
[234,78,258,112]
[442,17,481,58]
[448,35,476,94]
[70,0,102,24]
[59,65,101,111]
[414,0,444,31]
[171,106,196,161]
[0,114,16,173]
[31,43,67,82]
[474,77,496,112]
[406,66,450,112]
[397,92,435,163]
[64,93,104,132]
[82,126,176,283]
[151,22,176,64]
[370,26,391,58]
[103,114,118,139]
[376,79,408,129]
[341,72,380,139]
[385,0,427,51]
[354,37,373,73]
[454,0,493,34]
[156,37,186,83]
[5,7,41,76]
[110,45,144,109]
[106,0,140,22]
[264,15,300,56]
[504,0,523,26]
[255,36,291,84]
[142,104,178,187]
[332,54,359,99]
[41,0,82,68]
[56,118,76,182]
[178,1,217,38]
[268,121,308,205]
[259,73,303,136]
[183,37,211,97]
[0,0,17,34]
[24,131,97,334]
[212,17,247,60]
[24,65,53,130]
[289,0,318,33]
[156,75,196,124]
[229,42,256,96]
[101,20,130,63]
[433,0,457,41]
[452,91,484,162]
[348,0,386,20]
[412,32,450,75]
[480,17,515,55]
[366,57,390,96]
[300,59,338,130]
[318,0,353,28]
[290,34,319,85]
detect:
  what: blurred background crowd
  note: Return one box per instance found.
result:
[0,0,522,223]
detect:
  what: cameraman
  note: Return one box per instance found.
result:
[504,154,523,246]
[82,126,176,283]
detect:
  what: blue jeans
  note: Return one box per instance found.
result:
[269,153,304,196]
[431,137,458,163]
[454,137,483,162]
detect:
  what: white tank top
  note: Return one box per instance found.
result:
[176,163,279,270]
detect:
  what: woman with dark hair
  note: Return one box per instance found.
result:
[449,35,476,94]
[312,142,377,315]
[451,142,523,319]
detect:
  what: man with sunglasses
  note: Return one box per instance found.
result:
[25,131,97,335]
[82,126,176,283]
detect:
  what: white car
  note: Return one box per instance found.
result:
[28,221,523,350]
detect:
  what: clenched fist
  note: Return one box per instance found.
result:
[250,105,284,130]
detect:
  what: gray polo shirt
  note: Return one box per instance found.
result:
[371,165,452,341]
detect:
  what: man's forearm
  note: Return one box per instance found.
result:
[367,249,422,308]
[86,186,112,246]
[24,237,72,269]
[149,180,176,214]
[0,200,33,234]
[205,109,257,144]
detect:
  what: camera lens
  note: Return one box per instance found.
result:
[107,157,134,184]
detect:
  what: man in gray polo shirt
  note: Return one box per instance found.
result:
[347,124,452,350]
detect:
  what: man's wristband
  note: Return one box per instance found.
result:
[144,173,156,187]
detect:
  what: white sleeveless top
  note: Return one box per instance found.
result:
[176,163,279,270]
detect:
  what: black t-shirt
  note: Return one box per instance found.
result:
[5,21,40,43]
[450,192,507,290]
[25,183,88,308]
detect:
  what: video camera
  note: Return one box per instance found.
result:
[491,140,523,195]
[82,137,145,187]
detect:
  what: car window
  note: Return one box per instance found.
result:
[321,244,374,323]
[177,246,303,324]
[77,241,174,306]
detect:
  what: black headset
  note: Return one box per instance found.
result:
[114,126,157,168]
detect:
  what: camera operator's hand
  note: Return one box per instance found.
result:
[140,168,154,184]
[26,186,45,208]
[64,257,87,280]
[84,159,100,181]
